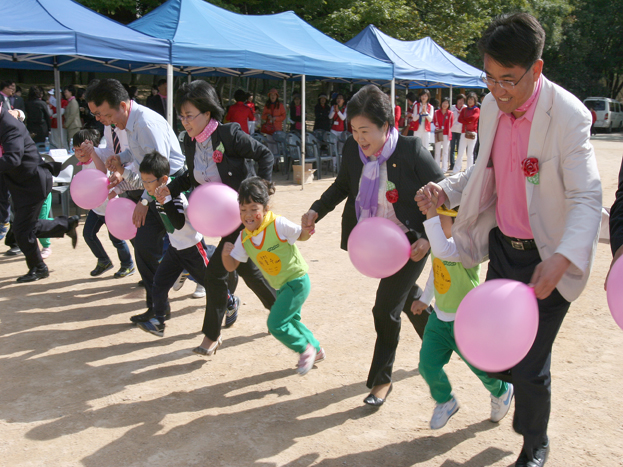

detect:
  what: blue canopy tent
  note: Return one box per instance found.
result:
[346,25,486,92]
[129,0,395,187]
[0,0,171,144]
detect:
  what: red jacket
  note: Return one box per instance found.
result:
[458,106,480,133]
[433,109,454,139]
[50,99,68,129]
[394,105,402,129]
[409,102,433,132]
[226,102,255,134]
[331,105,346,132]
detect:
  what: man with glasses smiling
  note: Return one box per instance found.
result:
[85,79,185,324]
[416,13,602,467]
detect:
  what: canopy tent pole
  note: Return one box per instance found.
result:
[188,72,192,84]
[301,74,306,190]
[228,76,233,104]
[283,79,287,109]
[390,78,396,117]
[449,84,453,104]
[53,64,64,149]
[166,64,173,127]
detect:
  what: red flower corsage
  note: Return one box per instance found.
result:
[522,158,539,177]
[386,181,399,203]
[212,150,223,163]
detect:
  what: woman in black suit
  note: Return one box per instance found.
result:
[167,80,276,356]
[302,85,445,406]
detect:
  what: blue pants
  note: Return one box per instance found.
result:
[83,209,133,268]
[449,132,461,170]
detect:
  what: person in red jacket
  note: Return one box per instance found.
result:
[433,98,454,172]
[48,90,68,149]
[407,89,434,148]
[329,93,347,155]
[225,89,256,134]
[453,92,480,174]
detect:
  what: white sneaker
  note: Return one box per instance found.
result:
[40,247,52,259]
[430,396,460,429]
[297,344,317,376]
[192,284,206,299]
[490,383,514,422]
[172,272,188,291]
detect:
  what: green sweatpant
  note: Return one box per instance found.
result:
[38,193,52,249]
[267,273,320,354]
[418,311,508,404]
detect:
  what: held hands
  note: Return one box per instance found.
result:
[80,140,96,161]
[154,184,170,205]
[106,155,123,173]
[108,171,123,189]
[411,300,428,315]
[301,210,319,233]
[529,253,571,300]
[410,238,430,262]
[415,182,447,216]
[132,202,149,228]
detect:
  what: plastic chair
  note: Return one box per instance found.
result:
[272,131,288,174]
[285,132,301,179]
[52,157,76,217]
[305,132,332,179]
[323,132,340,174]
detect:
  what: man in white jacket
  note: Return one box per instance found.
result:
[416,13,601,467]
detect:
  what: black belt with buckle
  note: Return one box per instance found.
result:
[501,233,537,251]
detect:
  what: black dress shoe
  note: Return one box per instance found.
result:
[90,262,114,277]
[363,384,393,407]
[5,246,22,256]
[516,438,549,467]
[130,306,171,324]
[17,265,49,283]
[137,280,145,287]
[66,215,80,248]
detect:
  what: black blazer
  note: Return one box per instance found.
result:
[310,134,445,250]
[0,105,54,208]
[168,122,274,198]
[314,102,331,131]
[610,156,623,255]
[25,99,51,143]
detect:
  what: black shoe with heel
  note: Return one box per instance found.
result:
[17,264,49,283]
[363,384,393,407]
[515,438,549,467]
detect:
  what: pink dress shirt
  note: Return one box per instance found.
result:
[491,76,543,239]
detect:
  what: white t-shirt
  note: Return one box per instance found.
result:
[450,105,464,133]
[231,216,301,263]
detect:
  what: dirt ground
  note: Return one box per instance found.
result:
[1,135,623,467]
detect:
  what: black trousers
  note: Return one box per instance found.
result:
[153,240,210,319]
[367,250,430,389]
[202,226,276,341]
[13,199,72,269]
[486,227,570,456]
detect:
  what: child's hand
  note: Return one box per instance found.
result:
[108,171,123,189]
[301,210,318,232]
[411,300,428,315]
[426,192,440,220]
[79,140,95,160]
[222,242,235,257]
[154,184,170,204]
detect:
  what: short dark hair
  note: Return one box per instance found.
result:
[478,13,545,69]
[85,79,129,109]
[139,151,170,179]
[175,80,224,121]
[0,80,14,91]
[347,84,394,129]
[466,92,478,105]
[234,89,247,102]
[406,92,417,102]
[238,176,275,208]
[418,89,431,102]
[157,79,167,87]
[73,129,101,148]
[64,84,76,97]
[28,86,43,100]
[440,97,450,108]
[455,93,466,103]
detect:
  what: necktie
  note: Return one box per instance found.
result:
[112,127,121,154]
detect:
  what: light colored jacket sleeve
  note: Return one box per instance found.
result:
[439,165,476,208]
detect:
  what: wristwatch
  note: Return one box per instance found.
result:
[141,199,149,206]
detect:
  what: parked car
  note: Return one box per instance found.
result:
[583,97,623,133]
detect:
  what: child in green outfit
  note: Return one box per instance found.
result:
[411,201,514,430]
[222,176,325,375]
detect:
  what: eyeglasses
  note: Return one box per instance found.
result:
[141,178,160,186]
[481,65,532,90]
[177,113,202,123]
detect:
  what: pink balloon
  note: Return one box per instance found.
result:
[187,183,241,237]
[70,169,109,210]
[105,198,137,240]
[607,256,623,330]
[347,217,411,279]
[455,279,539,373]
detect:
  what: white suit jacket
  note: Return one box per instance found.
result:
[439,76,602,302]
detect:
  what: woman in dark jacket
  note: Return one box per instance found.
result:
[167,80,276,356]
[24,86,51,144]
[313,93,331,131]
[302,85,445,406]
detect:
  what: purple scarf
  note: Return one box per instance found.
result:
[355,126,399,221]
